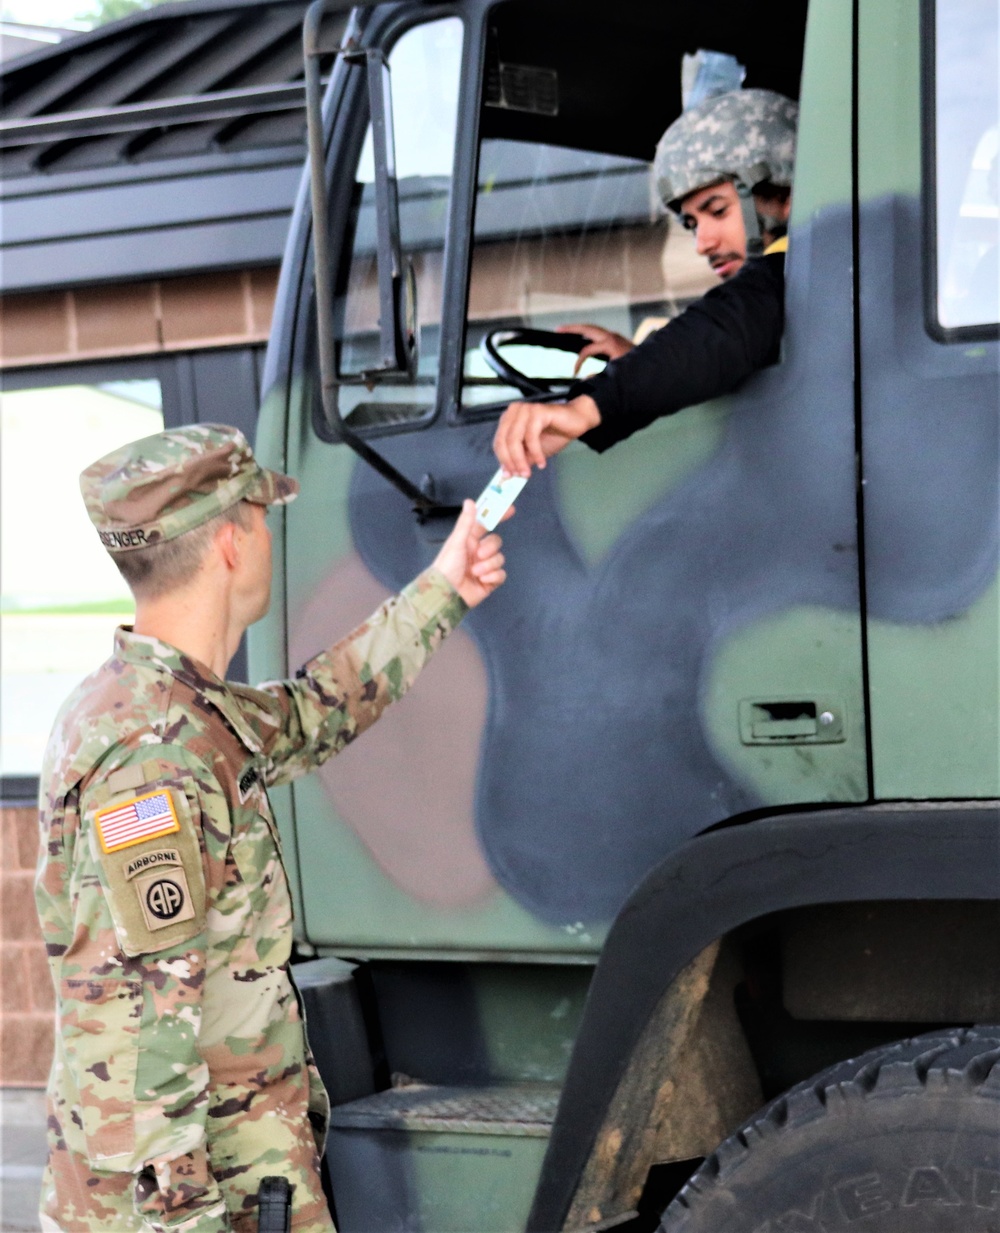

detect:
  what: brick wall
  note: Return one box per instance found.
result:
[0,267,279,370]
[1,805,53,1087]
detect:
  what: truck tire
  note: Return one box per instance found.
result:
[660,1028,1000,1231]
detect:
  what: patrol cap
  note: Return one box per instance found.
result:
[81,423,299,553]
[654,88,798,212]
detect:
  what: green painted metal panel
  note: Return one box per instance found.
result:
[698,0,867,808]
[869,579,1000,798]
[703,606,868,805]
[859,0,1000,799]
[327,1084,556,1232]
[858,0,922,203]
[791,0,855,219]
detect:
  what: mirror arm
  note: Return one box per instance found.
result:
[362,48,409,373]
[303,0,437,516]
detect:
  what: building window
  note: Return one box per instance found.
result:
[1,380,163,780]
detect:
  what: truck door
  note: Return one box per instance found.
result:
[262,0,869,951]
[859,0,1000,801]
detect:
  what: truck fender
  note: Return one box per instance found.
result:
[528,801,1000,1231]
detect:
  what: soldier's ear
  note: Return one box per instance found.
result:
[215,519,240,571]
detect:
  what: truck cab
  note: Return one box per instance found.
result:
[252,0,1000,1227]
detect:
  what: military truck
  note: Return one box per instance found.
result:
[250,0,1000,1227]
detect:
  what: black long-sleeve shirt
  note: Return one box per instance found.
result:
[577,250,785,453]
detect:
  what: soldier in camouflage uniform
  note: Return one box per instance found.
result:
[493,88,798,470]
[36,424,509,1232]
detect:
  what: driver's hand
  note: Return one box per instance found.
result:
[558,323,634,375]
[493,395,602,478]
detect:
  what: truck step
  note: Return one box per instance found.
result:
[326,1082,559,1230]
[327,1080,559,1137]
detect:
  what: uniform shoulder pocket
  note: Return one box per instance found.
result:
[85,776,206,957]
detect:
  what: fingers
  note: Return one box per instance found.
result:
[471,549,505,580]
[524,408,548,470]
[463,500,484,534]
[559,323,606,342]
[452,497,480,541]
[472,529,503,560]
[493,402,534,477]
[572,340,611,375]
[470,523,507,594]
[473,566,507,589]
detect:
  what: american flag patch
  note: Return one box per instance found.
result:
[95,790,180,854]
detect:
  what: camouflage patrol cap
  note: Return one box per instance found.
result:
[81,423,299,553]
[654,88,798,211]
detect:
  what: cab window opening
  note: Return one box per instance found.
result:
[458,0,809,415]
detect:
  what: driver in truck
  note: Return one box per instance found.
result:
[492,87,798,476]
[35,423,510,1233]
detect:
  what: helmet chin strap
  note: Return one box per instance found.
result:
[735,180,764,258]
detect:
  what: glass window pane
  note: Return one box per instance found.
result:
[334,16,463,425]
[1,382,163,776]
[935,0,1000,330]
[461,138,716,409]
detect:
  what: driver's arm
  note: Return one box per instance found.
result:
[494,251,786,473]
[492,395,601,477]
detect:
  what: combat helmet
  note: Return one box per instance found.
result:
[653,88,798,254]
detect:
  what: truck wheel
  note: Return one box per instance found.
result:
[660,1028,1000,1231]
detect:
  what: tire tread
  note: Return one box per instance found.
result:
[660,1027,1000,1231]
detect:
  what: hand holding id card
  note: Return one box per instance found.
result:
[475,467,527,531]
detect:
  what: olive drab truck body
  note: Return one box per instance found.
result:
[251,0,1000,1228]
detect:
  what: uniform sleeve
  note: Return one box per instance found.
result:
[252,565,468,786]
[64,752,231,1232]
[577,252,786,452]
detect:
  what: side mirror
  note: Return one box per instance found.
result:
[303,0,445,518]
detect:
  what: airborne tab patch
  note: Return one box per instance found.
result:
[96,790,181,853]
[123,847,182,880]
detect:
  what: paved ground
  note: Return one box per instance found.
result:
[0,1089,44,1232]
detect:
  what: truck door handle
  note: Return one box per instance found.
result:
[738,700,845,745]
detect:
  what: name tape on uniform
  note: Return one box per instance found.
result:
[475,467,527,532]
[96,789,181,853]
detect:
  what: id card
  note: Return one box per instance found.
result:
[475,467,527,531]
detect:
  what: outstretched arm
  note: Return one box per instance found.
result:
[255,501,511,780]
[492,395,602,478]
[577,252,786,453]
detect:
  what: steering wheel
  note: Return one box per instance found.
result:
[479,327,590,398]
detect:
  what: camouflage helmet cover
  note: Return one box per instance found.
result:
[654,88,798,211]
[81,422,299,553]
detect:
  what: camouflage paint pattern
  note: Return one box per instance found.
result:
[653,88,798,210]
[35,567,466,1231]
[80,422,299,553]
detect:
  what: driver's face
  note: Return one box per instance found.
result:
[678,180,747,281]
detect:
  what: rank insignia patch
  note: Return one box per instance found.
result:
[96,790,181,853]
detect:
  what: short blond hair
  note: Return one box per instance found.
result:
[110,501,254,600]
